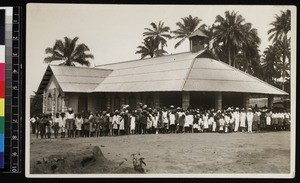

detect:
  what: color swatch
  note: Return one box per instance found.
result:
[0,9,5,168]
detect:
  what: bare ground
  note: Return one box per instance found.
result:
[30,131,290,174]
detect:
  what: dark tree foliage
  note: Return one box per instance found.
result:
[30,94,43,116]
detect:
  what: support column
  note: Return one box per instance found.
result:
[268,95,274,109]
[111,93,115,112]
[243,93,250,111]
[215,92,222,110]
[42,90,46,114]
[136,93,141,109]
[125,94,129,106]
[120,93,125,108]
[182,91,190,110]
[142,93,147,105]
[62,93,69,112]
[154,92,160,109]
[61,93,67,113]
[52,89,56,117]
[106,93,111,112]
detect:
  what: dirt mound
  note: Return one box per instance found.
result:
[31,146,138,174]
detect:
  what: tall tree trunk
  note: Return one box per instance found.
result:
[282,54,286,91]
[228,46,232,66]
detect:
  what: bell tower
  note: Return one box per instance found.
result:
[188,29,208,52]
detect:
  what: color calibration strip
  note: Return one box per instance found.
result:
[0,9,5,169]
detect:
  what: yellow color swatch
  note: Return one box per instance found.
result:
[0,99,4,116]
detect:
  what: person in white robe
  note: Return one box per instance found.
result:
[233,108,240,132]
[130,113,136,134]
[240,108,246,132]
[203,113,209,132]
[246,108,254,133]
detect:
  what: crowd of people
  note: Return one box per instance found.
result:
[30,103,291,139]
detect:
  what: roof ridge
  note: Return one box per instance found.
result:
[181,58,196,91]
[49,64,113,71]
[211,59,288,95]
[107,58,195,71]
[95,51,201,67]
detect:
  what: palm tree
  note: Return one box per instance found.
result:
[213,11,260,68]
[143,21,172,50]
[135,38,168,59]
[268,9,291,90]
[44,37,94,66]
[240,23,261,73]
[213,11,246,67]
[260,45,281,84]
[172,15,202,48]
[274,36,291,90]
[268,10,291,43]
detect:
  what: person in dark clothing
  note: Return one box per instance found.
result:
[178,110,185,133]
[123,111,130,135]
[175,109,180,133]
[39,114,47,139]
[35,115,41,139]
[140,109,148,134]
[45,114,52,138]
[102,111,109,136]
[135,110,142,134]
[52,113,61,138]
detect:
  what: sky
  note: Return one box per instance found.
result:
[26,4,294,94]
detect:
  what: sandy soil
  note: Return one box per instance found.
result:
[30,131,290,174]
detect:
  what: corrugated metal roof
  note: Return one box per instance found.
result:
[94,51,203,92]
[38,49,287,95]
[94,50,287,95]
[36,65,112,94]
[183,58,287,95]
